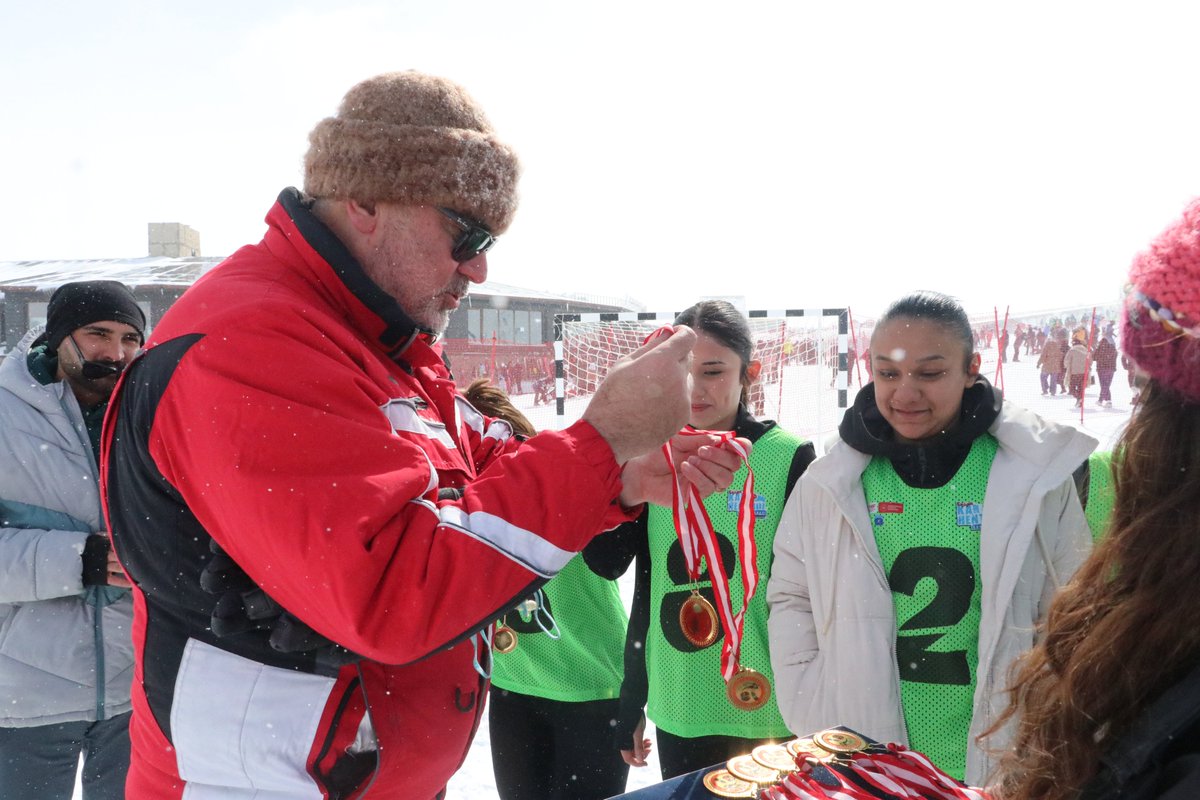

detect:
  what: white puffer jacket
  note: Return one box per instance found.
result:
[0,328,133,726]
[767,403,1095,786]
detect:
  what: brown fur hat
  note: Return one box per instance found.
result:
[304,71,520,234]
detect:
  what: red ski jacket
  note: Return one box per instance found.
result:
[101,189,634,799]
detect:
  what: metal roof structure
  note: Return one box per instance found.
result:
[0,258,635,309]
[0,257,215,291]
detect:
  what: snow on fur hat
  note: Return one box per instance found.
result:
[1122,198,1200,403]
[304,71,520,234]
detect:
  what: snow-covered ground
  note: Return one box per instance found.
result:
[74,341,1134,799]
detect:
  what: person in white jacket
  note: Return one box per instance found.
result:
[767,290,1095,788]
[0,281,143,800]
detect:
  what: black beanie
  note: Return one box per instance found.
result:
[45,281,146,351]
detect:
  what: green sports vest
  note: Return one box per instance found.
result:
[1084,450,1116,544]
[490,553,627,702]
[645,426,806,738]
[862,434,998,781]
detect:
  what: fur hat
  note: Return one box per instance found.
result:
[45,280,145,351]
[304,71,520,234]
[1122,198,1200,402]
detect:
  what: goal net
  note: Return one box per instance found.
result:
[523,310,852,452]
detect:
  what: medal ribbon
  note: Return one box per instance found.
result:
[639,324,759,683]
[763,744,991,800]
[663,429,755,681]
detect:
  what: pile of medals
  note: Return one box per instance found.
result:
[702,728,990,800]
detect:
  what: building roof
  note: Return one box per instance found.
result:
[0,257,215,290]
[0,257,637,310]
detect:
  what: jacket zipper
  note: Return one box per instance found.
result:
[93,594,106,720]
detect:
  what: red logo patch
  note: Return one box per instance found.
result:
[877,502,904,514]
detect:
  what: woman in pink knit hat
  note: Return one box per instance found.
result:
[991,199,1200,800]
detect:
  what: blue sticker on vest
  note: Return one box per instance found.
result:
[955,502,983,532]
[727,491,768,518]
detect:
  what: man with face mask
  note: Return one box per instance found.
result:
[0,280,145,799]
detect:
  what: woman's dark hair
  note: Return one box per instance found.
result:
[463,378,537,438]
[989,379,1200,800]
[675,300,755,404]
[874,290,975,371]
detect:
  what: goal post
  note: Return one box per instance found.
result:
[538,309,851,451]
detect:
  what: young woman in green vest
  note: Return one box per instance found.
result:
[767,290,1096,787]
[462,379,632,800]
[584,300,817,779]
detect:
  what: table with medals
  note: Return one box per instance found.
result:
[609,727,990,800]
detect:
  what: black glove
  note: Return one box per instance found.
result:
[81,535,110,586]
[200,539,360,668]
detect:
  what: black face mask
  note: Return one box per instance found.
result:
[68,334,123,379]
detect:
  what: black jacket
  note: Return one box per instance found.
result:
[1078,661,1200,800]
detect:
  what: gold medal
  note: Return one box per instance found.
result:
[701,768,756,798]
[786,738,834,762]
[726,666,771,711]
[679,590,719,648]
[751,743,797,773]
[493,625,517,654]
[813,728,868,755]
[726,754,778,785]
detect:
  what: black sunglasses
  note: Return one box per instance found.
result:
[438,207,496,263]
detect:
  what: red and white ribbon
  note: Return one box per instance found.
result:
[763,743,991,800]
[640,324,759,684]
[663,429,755,682]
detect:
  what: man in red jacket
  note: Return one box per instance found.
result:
[100,71,744,800]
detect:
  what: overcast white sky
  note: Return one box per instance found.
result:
[3,1,1199,319]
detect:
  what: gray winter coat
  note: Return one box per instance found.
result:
[0,328,134,727]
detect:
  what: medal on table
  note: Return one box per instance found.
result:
[786,738,834,762]
[750,743,797,773]
[725,753,778,785]
[812,728,869,756]
[701,768,756,798]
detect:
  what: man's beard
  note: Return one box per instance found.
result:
[62,361,120,401]
[411,279,470,336]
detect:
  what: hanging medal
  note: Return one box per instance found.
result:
[662,427,766,709]
[726,665,772,711]
[493,620,517,654]
[680,589,720,648]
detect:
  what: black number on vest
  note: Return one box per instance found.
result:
[887,546,975,686]
[504,592,554,635]
[659,535,736,652]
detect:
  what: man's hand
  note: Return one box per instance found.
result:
[82,533,132,589]
[106,548,132,589]
[583,326,695,465]
[619,432,752,508]
[621,716,654,768]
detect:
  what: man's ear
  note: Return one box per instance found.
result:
[745,360,762,383]
[343,199,379,235]
[967,352,982,381]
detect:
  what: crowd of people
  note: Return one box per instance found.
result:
[978,318,1123,409]
[1,69,1197,800]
